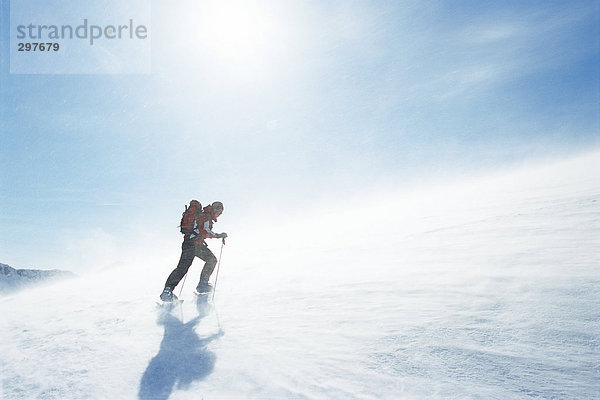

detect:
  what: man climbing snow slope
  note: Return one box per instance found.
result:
[160,201,227,302]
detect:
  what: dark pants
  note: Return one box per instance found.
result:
[164,239,217,289]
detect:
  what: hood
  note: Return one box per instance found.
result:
[203,205,218,222]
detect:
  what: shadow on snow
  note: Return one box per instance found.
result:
[138,294,223,400]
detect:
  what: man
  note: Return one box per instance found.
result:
[160,201,227,302]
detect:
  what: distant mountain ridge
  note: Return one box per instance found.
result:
[0,262,75,295]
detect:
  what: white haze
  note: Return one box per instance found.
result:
[1,150,598,399]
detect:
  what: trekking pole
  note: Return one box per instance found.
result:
[178,272,188,299]
[211,238,225,303]
[177,273,188,320]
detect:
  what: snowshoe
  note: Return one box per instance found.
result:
[195,281,213,294]
[159,287,178,302]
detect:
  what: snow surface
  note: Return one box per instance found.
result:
[1,151,599,399]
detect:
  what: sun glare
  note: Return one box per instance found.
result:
[204,3,268,57]
[193,0,283,76]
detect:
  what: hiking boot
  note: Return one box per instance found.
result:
[195,280,213,294]
[160,287,178,302]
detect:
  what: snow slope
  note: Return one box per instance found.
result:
[1,151,599,400]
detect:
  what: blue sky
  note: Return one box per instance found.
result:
[1,0,599,271]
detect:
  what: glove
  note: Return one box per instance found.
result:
[216,233,228,239]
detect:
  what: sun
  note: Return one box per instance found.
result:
[165,0,295,85]
[193,0,282,73]
[204,2,269,58]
